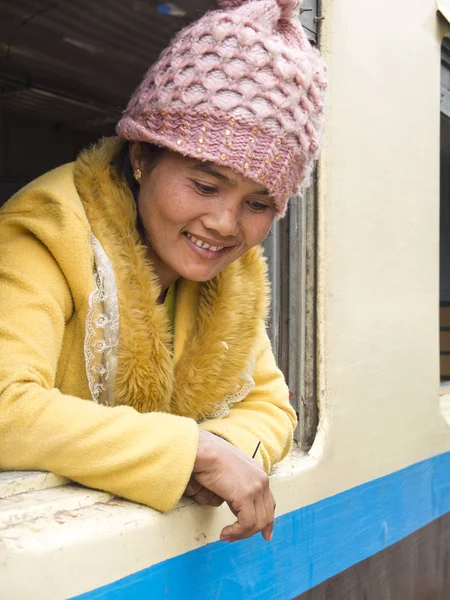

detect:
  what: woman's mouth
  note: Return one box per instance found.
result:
[183,232,231,258]
[185,232,224,252]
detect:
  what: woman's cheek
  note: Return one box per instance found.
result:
[250,215,275,246]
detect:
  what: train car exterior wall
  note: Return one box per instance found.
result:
[1,0,450,598]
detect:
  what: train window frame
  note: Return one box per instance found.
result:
[263,2,321,449]
[264,183,319,450]
[440,38,450,413]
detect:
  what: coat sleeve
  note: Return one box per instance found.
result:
[199,320,297,473]
[0,208,198,513]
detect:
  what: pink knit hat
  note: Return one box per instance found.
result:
[116,0,327,216]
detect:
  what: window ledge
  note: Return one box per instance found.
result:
[0,447,315,598]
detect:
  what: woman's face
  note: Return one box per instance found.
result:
[130,144,276,290]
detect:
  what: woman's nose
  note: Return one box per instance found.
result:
[204,206,240,238]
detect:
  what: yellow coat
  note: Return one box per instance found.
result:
[0,139,296,512]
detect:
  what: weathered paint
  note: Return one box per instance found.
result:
[0,471,68,501]
[71,452,450,599]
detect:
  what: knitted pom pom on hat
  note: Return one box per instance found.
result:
[116,0,327,217]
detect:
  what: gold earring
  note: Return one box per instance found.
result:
[134,168,142,181]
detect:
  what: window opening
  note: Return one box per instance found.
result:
[0,0,321,445]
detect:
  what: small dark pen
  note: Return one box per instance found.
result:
[252,440,261,459]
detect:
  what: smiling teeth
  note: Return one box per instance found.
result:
[186,233,224,252]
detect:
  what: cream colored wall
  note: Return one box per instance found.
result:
[2,2,450,598]
[275,0,450,513]
[314,0,450,484]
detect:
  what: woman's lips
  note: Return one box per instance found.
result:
[183,232,232,259]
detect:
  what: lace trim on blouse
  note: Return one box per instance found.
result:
[84,234,120,406]
[203,356,256,420]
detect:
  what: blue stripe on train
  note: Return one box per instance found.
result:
[73,451,450,600]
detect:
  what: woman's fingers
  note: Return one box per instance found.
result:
[184,476,203,498]
[220,488,273,542]
[261,488,276,541]
[220,499,258,542]
[261,523,273,542]
[184,476,225,507]
[192,487,225,507]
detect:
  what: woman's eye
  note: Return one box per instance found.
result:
[194,181,217,195]
[248,199,271,213]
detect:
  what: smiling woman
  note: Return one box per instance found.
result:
[0,0,326,545]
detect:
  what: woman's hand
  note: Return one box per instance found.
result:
[189,429,275,543]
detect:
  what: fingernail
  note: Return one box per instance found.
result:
[220,536,231,542]
[269,530,273,542]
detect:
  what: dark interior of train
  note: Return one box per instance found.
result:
[0,0,317,204]
[0,0,218,204]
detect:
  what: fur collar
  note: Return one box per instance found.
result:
[74,138,269,421]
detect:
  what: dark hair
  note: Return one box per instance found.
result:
[113,141,165,238]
